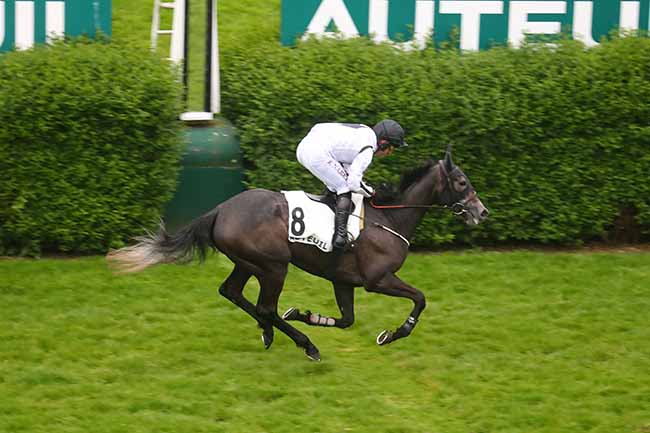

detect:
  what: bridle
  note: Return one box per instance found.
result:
[360,160,477,247]
[369,160,476,217]
[447,190,477,217]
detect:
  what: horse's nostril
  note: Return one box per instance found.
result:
[480,209,489,218]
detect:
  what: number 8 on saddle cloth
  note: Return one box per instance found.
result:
[282,190,365,252]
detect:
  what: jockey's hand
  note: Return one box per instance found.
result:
[358,180,375,198]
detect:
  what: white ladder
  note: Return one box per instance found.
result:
[150,0,186,63]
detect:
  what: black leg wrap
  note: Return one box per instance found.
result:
[399,316,418,337]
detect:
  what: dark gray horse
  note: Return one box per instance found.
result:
[108,147,488,360]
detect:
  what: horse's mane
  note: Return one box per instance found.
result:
[374,159,435,204]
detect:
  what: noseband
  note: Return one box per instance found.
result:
[448,191,477,216]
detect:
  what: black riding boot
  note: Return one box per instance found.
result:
[332,192,352,250]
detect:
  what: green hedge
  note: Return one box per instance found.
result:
[221,36,650,246]
[0,39,184,255]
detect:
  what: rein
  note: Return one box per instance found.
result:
[369,202,435,210]
[368,160,446,211]
[357,160,477,246]
[368,160,477,216]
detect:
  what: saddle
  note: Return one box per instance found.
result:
[305,190,356,214]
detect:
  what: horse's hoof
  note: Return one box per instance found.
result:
[305,346,321,362]
[261,329,274,350]
[376,330,393,345]
[282,307,299,321]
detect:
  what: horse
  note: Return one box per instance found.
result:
[107,146,488,361]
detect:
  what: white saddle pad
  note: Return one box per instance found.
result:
[282,191,365,252]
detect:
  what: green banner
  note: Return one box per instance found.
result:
[1,0,111,52]
[281,0,649,50]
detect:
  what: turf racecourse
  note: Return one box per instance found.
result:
[1,251,649,433]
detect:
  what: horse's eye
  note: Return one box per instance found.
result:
[459,180,467,188]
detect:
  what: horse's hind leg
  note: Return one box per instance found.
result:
[283,283,355,329]
[255,266,321,361]
[218,264,275,349]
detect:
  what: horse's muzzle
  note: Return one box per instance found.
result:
[458,196,489,226]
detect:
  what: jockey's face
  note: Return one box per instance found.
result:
[376,140,394,157]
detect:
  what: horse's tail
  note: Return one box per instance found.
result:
[107,207,219,273]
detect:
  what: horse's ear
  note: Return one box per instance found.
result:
[444,143,454,171]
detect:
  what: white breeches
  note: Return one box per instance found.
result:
[297,141,350,194]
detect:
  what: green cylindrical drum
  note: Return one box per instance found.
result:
[164,117,243,231]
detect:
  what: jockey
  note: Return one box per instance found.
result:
[296,119,407,250]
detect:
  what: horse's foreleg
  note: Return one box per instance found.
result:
[283,283,355,329]
[365,273,426,346]
[218,265,275,349]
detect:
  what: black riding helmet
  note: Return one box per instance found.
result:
[373,119,408,149]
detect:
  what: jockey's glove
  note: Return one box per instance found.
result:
[358,180,375,198]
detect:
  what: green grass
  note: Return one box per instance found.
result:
[7,5,650,431]
[112,0,280,110]
[2,251,649,433]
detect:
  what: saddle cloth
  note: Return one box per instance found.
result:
[282,191,365,252]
